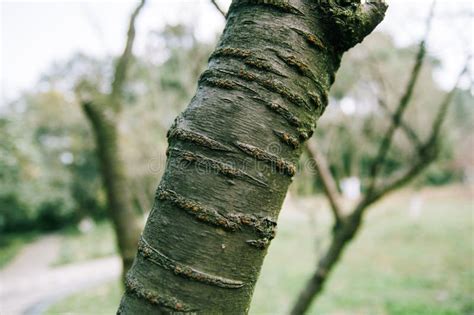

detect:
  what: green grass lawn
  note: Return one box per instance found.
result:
[46,186,474,315]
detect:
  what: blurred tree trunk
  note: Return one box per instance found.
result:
[77,0,146,282]
[81,103,142,280]
[118,0,386,313]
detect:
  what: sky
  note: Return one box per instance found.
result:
[1,0,472,106]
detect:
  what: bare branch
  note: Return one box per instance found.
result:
[365,0,436,196]
[373,155,434,205]
[367,56,470,208]
[110,0,146,106]
[427,58,470,145]
[291,3,457,314]
[210,0,226,18]
[306,140,344,224]
[366,49,422,148]
[377,97,423,148]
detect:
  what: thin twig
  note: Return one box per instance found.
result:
[211,0,226,18]
[428,57,470,144]
[377,97,423,148]
[363,56,469,213]
[306,140,344,224]
[110,0,147,106]
[366,54,422,148]
[365,0,436,197]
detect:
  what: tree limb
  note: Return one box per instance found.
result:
[306,140,344,225]
[291,4,450,314]
[428,57,470,144]
[365,0,435,196]
[110,0,146,107]
[377,97,423,148]
[210,0,226,18]
[362,55,469,212]
[365,37,423,150]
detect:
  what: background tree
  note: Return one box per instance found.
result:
[0,23,213,236]
[291,31,471,195]
[74,0,146,280]
[289,2,472,312]
[118,0,387,313]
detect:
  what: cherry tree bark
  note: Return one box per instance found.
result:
[118,0,387,313]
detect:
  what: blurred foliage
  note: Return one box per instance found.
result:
[0,27,471,233]
[0,25,213,234]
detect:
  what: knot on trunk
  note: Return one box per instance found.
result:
[316,0,388,52]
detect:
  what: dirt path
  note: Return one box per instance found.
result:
[0,235,120,315]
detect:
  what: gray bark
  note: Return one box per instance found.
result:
[118,0,387,313]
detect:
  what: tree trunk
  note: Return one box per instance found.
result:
[118,0,387,313]
[82,102,142,281]
[289,208,362,315]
